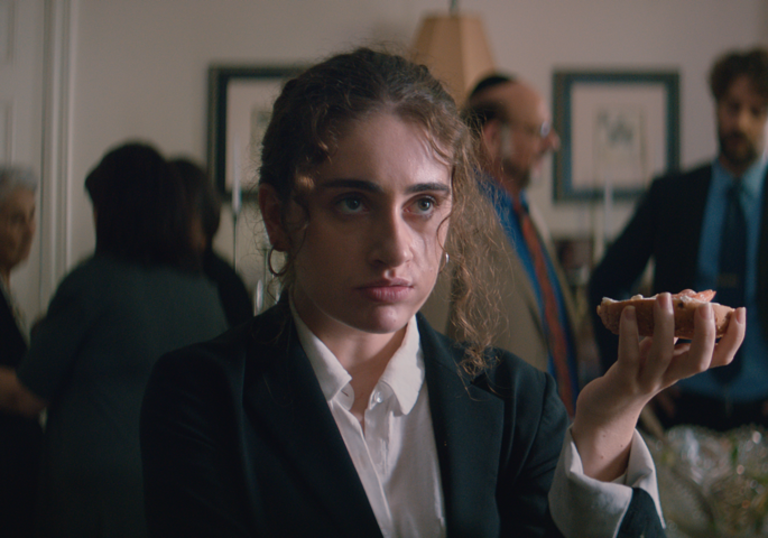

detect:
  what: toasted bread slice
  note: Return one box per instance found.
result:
[596,289,734,338]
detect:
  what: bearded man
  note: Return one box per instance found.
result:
[589,47,768,432]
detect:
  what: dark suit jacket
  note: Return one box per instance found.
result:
[0,291,27,369]
[0,291,43,538]
[589,163,768,372]
[140,302,664,537]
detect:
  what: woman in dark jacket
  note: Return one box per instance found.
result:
[170,157,254,328]
[140,49,745,538]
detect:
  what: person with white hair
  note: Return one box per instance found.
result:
[0,166,42,538]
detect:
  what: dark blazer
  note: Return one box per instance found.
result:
[0,292,43,538]
[0,291,27,369]
[589,163,768,372]
[140,302,663,537]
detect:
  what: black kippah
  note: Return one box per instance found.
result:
[469,73,516,99]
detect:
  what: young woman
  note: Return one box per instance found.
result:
[140,49,745,538]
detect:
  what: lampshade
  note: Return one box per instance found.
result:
[411,12,495,106]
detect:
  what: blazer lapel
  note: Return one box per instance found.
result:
[678,166,712,285]
[242,310,382,537]
[418,315,505,537]
[758,166,768,334]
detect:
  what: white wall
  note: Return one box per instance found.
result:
[58,0,768,300]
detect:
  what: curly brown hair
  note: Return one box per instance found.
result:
[258,47,499,373]
[709,47,768,102]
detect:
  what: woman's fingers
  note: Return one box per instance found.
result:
[614,297,747,401]
[660,305,745,383]
[639,293,676,385]
[617,305,640,375]
[664,303,717,381]
[710,307,747,368]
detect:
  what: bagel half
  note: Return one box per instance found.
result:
[596,289,735,339]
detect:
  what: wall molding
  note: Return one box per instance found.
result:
[39,0,75,308]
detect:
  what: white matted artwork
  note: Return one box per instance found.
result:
[0,0,13,64]
[225,78,284,194]
[0,102,10,161]
[208,65,305,199]
[553,71,679,202]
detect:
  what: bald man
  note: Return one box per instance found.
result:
[421,74,581,414]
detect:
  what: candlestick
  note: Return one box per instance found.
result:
[603,177,613,248]
[232,137,241,271]
[232,137,242,216]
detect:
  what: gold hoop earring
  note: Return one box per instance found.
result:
[267,247,288,277]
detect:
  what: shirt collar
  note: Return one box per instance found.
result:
[290,300,425,415]
[712,155,767,200]
[376,316,424,415]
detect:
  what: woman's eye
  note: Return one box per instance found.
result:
[337,196,364,214]
[412,197,436,214]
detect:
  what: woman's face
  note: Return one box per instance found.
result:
[0,187,36,273]
[281,112,453,339]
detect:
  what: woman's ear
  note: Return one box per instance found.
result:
[258,184,289,252]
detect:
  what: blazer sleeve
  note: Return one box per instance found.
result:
[18,263,103,401]
[140,343,257,538]
[481,355,568,538]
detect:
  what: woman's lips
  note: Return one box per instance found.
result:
[357,279,413,302]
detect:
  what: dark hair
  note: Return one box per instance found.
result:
[169,158,222,243]
[85,142,200,271]
[709,47,768,102]
[259,47,499,373]
[463,73,517,133]
[469,73,516,100]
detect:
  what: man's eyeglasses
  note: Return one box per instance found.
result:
[508,119,553,140]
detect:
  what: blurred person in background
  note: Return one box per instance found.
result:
[422,74,581,416]
[170,157,253,327]
[589,47,768,432]
[0,166,42,538]
[0,142,228,538]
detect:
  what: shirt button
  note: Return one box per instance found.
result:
[373,392,384,404]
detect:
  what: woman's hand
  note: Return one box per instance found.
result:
[571,292,746,482]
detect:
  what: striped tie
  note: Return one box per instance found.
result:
[513,197,576,416]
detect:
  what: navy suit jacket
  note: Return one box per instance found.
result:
[140,302,663,537]
[589,163,768,372]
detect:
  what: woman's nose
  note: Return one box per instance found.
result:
[369,210,412,268]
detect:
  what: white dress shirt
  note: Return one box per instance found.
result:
[291,306,662,538]
[293,309,445,538]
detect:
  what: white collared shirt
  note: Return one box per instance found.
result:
[293,308,445,538]
[291,306,662,538]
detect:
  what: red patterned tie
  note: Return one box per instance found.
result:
[513,197,575,416]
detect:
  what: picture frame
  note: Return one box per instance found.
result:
[207,64,306,199]
[552,70,680,202]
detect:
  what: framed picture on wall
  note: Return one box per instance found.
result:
[552,70,680,202]
[207,64,305,200]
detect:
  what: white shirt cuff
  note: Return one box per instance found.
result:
[548,427,664,538]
